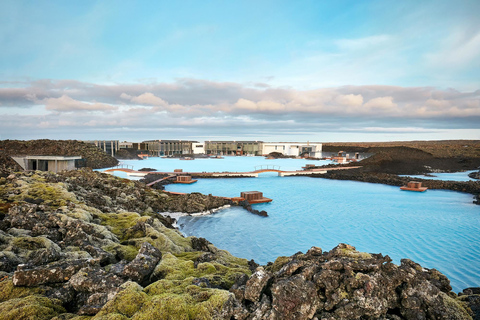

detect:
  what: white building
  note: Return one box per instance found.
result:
[192,142,205,154]
[262,142,322,157]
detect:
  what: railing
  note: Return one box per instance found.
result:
[116,162,134,170]
[254,165,281,171]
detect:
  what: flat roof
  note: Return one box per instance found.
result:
[206,141,263,143]
[23,156,82,160]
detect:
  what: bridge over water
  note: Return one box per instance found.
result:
[104,165,360,178]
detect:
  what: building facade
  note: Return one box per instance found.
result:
[262,142,322,157]
[12,155,82,173]
[85,140,119,157]
[205,141,263,156]
[143,140,198,156]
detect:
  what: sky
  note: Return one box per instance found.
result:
[0,0,479,142]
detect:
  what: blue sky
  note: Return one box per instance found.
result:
[0,0,479,141]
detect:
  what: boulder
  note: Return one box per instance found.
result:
[244,267,272,302]
[12,259,95,287]
[122,242,161,285]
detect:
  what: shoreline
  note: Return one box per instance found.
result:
[0,168,479,318]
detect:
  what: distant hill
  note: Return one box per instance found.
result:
[323,140,480,158]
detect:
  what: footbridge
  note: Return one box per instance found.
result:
[252,165,283,174]
[104,165,360,179]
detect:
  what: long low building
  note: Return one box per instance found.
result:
[205,141,263,156]
[12,155,83,172]
[262,142,322,157]
[143,140,199,156]
[204,141,322,157]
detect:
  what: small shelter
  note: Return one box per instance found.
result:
[239,191,272,204]
[175,176,197,184]
[400,181,428,192]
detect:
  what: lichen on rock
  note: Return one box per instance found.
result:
[0,168,476,319]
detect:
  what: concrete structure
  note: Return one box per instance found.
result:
[12,155,82,173]
[262,142,322,157]
[85,140,119,157]
[205,141,263,156]
[192,143,205,154]
[143,140,198,156]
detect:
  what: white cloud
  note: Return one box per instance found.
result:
[0,79,479,141]
[334,94,363,107]
[129,92,169,107]
[43,95,117,112]
[364,96,397,110]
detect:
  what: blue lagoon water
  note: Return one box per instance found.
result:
[400,170,478,182]
[106,157,480,292]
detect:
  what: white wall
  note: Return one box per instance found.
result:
[192,143,205,154]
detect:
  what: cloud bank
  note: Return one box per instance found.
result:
[0,79,479,141]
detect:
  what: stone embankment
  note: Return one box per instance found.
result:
[324,145,480,175]
[314,170,480,205]
[469,171,480,180]
[0,139,118,170]
[0,168,478,319]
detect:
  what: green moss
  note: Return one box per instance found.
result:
[0,295,65,320]
[22,179,77,207]
[151,253,248,290]
[95,282,148,318]
[132,284,231,320]
[92,315,127,320]
[102,243,139,262]
[265,256,290,273]
[439,292,473,320]
[51,314,91,320]
[338,248,372,260]
[97,212,141,240]
[11,236,54,251]
[0,279,45,303]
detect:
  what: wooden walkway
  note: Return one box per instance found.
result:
[104,166,360,178]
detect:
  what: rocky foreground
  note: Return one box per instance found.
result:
[0,169,479,319]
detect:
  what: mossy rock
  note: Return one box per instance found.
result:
[439,292,473,320]
[51,314,91,320]
[11,175,78,208]
[0,294,65,320]
[0,279,45,303]
[102,243,139,262]
[95,282,148,319]
[265,256,291,273]
[138,280,232,320]
[97,212,142,240]
[152,253,249,289]
[12,236,58,251]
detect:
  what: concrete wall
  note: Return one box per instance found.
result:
[192,143,205,154]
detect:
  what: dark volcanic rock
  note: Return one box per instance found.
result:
[469,171,480,180]
[315,169,480,204]
[122,242,161,285]
[13,259,95,286]
[227,244,472,320]
[0,165,474,319]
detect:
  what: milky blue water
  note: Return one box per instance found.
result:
[104,157,480,292]
[400,170,478,182]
